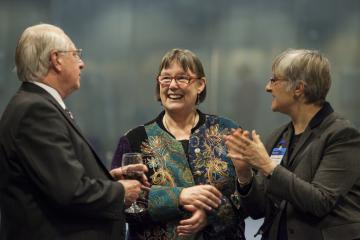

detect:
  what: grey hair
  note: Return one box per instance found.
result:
[15,24,71,82]
[272,49,331,105]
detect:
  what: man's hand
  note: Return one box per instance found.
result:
[176,205,207,236]
[110,164,150,187]
[118,179,142,205]
[179,185,222,211]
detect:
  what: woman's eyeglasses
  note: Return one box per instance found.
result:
[157,75,199,87]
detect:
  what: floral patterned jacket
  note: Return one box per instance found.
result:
[112,111,246,240]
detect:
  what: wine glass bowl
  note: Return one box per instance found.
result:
[121,152,146,213]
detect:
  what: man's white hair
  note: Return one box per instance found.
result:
[15,23,71,82]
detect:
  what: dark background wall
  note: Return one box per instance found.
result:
[1,0,359,238]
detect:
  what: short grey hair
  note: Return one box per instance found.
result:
[15,24,71,82]
[272,49,331,105]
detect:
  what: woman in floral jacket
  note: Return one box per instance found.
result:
[112,49,246,240]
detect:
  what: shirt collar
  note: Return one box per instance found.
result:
[30,81,66,110]
[308,101,334,129]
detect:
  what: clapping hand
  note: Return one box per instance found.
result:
[225,128,276,176]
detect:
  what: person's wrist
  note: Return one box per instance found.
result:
[262,161,276,177]
[179,189,185,206]
[237,169,254,187]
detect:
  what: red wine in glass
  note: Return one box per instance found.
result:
[125,171,143,181]
[121,152,145,213]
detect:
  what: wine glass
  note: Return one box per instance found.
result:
[122,152,145,213]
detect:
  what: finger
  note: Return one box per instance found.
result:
[141,185,151,192]
[179,210,198,225]
[178,219,202,232]
[203,185,222,197]
[182,204,196,212]
[177,220,200,232]
[179,216,198,226]
[129,179,142,186]
[141,173,150,186]
[177,225,198,234]
[196,193,220,209]
[178,233,191,236]
[238,134,253,147]
[227,152,245,161]
[177,233,191,236]
[231,128,244,137]
[252,130,262,143]
[126,164,148,173]
[225,134,249,149]
[110,168,125,180]
[242,130,250,138]
[119,179,142,190]
[177,231,192,236]
[192,200,212,211]
[226,138,247,153]
[223,128,240,139]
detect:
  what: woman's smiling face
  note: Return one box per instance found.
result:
[158,61,205,114]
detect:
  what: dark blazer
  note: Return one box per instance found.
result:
[240,104,360,240]
[0,83,125,240]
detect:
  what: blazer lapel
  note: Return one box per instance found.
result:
[287,129,314,171]
[265,124,289,153]
[51,101,112,178]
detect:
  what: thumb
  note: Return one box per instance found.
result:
[182,205,196,213]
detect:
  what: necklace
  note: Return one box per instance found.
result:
[163,112,198,134]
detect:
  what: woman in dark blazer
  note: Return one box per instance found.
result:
[225,49,360,240]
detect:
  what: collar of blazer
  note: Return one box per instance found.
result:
[265,102,334,172]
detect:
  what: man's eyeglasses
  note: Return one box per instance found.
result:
[58,49,83,59]
[157,75,199,87]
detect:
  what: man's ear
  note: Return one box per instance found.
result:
[49,50,62,72]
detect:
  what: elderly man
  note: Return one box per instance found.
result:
[225,49,360,240]
[0,23,146,240]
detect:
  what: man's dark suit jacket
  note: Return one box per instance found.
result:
[240,103,360,240]
[0,83,125,240]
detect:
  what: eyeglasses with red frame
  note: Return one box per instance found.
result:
[157,75,199,87]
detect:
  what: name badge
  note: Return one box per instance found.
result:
[270,147,287,165]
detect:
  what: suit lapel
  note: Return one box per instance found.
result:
[20,83,113,178]
[51,101,112,178]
